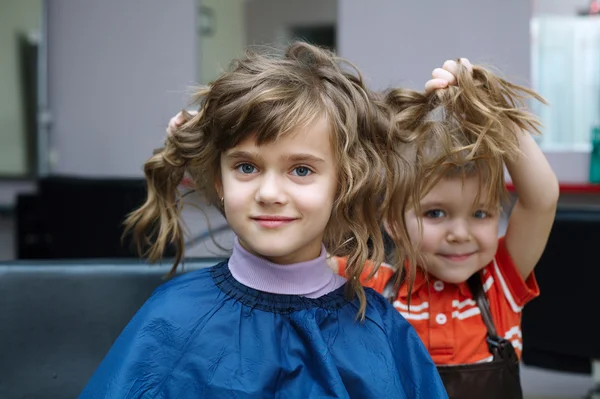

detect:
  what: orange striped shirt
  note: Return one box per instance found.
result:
[336,237,539,365]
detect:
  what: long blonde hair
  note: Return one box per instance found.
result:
[124,42,417,319]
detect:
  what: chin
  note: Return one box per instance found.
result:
[429,265,481,284]
[438,273,474,284]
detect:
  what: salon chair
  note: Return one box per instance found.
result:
[0,258,220,399]
[521,206,600,393]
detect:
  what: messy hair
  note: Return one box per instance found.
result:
[124,42,416,319]
[386,61,547,211]
[380,61,546,287]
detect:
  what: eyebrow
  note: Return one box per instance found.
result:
[419,201,447,209]
[282,154,326,164]
[224,150,262,162]
[224,150,325,164]
[420,200,493,210]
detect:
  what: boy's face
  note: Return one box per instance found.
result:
[405,175,500,283]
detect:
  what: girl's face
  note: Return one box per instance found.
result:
[218,116,338,264]
[405,175,501,283]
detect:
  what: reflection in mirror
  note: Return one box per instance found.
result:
[290,25,336,51]
[197,0,337,85]
[0,0,42,178]
[197,0,245,85]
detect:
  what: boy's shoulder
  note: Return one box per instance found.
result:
[334,256,395,292]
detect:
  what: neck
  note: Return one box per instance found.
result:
[227,237,346,298]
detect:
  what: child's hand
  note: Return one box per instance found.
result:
[424,58,472,93]
[166,110,198,136]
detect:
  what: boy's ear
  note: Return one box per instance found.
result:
[382,220,392,236]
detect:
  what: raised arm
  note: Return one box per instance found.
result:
[504,129,559,279]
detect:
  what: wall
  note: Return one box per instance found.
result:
[338,0,531,91]
[0,0,41,176]
[46,0,197,177]
[535,0,591,15]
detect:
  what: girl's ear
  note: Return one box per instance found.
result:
[214,178,223,200]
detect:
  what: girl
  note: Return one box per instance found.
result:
[79,43,447,398]
[335,59,559,398]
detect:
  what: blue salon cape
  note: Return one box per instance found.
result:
[80,261,447,398]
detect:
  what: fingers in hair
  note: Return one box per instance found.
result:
[425,78,449,93]
[459,58,473,73]
[432,67,456,85]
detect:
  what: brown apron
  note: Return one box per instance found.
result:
[383,272,523,399]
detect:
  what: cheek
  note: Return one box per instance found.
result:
[294,177,337,210]
[296,189,335,215]
[406,218,420,243]
[474,223,499,249]
[418,224,445,251]
[225,195,247,213]
[322,175,338,204]
[221,175,252,210]
[405,215,437,248]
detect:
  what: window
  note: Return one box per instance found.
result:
[531,17,600,151]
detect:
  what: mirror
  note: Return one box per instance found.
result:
[0,0,43,178]
[197,0,337,85]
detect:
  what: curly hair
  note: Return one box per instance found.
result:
[124,42,416,319]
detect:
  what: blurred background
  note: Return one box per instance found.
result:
[1,1,599,398]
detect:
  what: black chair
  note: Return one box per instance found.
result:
[522,207,600,375]
[16,176,177,259]
[0,258,221,399]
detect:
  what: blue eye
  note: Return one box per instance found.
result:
[291,166,312,177]
[473,210,490,219]
[236,163,257,174]
[424,209,446,218]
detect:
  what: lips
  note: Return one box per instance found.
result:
[251,215,297,229]
[439,253,475,262]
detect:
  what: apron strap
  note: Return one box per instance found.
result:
[384,268,513,362]
[466,272,499,338]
